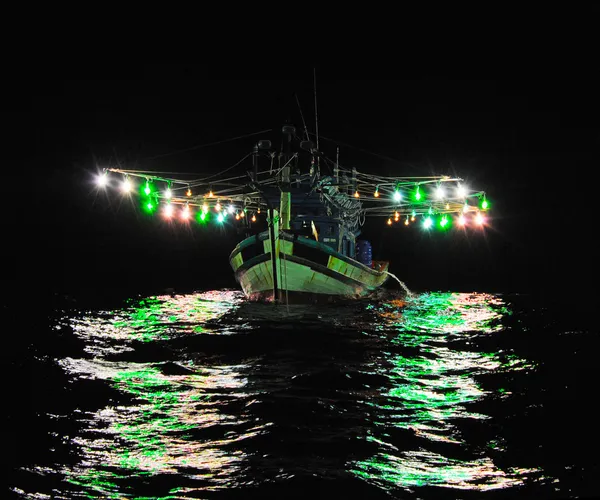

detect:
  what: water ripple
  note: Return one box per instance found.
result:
[10,290,594,499]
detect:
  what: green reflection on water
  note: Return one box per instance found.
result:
[69,292,244,355]
[62,291,247,498]
[353,292,537,491]
[374,292,510,347]
[64,360,248,497]
[112,298,172,342]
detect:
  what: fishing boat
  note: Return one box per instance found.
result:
[228,125,391,303]
[100,125,490,304]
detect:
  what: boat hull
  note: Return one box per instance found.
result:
[229,231,389,303]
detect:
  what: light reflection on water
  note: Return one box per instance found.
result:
[70,290,245,356]
[54,291,254,497]
[15,290,552,498]
[61,359,256,496]
[352,292,539,492]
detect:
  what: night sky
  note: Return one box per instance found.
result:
[5,63,598,303]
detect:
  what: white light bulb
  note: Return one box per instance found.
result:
[97,173,108,187]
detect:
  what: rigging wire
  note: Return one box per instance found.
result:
[185,152,254,185]
[143,129,273,160]
[307,131,414,167]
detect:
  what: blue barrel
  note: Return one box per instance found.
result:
[356,240,372,267]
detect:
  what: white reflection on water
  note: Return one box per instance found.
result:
[69,290,245,356]
[359,450,537,491]
[353,292,540,491]
[60,360,257,486]
[54,290,258,497]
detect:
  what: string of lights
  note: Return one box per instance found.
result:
[97,160,490,231]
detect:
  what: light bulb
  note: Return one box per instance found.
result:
[181,205,190,220]
[96,173,108,187]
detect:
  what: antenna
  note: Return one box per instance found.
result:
[295,93,310,142]
[313,68,320,169]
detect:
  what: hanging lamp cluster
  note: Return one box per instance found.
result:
[96,169,263,226]
[95,161,491,232]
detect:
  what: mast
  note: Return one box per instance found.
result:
[253,146,279,302]
[335,146,340,186]
[252,143,259,182]
[279,125,294,230]
[313,68,320,172]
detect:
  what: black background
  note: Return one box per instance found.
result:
[4,62,598,302]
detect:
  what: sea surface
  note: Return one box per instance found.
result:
[6,289,598,499]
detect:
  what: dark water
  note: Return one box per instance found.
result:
[6,289,598,499]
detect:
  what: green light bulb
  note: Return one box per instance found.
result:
[142,199,157,214]
[438,214,451,231]
[197,210,208,224]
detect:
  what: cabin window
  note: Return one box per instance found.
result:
[328,225,334,235]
